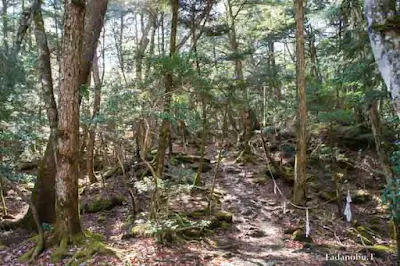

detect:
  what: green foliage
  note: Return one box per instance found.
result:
[381,143,400,221]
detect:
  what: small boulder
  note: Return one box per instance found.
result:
[291,229,313,243]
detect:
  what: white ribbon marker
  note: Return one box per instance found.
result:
[344,190,352,222]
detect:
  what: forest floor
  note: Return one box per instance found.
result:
[0,141,397,265]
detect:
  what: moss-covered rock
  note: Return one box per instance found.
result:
[83,195,125,213]
[291,229,313,243]
[352,190,372,204]
[0,245,6,250]
[214,211,233,223]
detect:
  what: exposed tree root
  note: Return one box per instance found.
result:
[234,150,257,164]
[18,234,44,263]
[47,231,116,265]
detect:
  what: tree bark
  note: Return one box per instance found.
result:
[155,0,179,178]
[1,0,9,52]
[19,0,59,229]
[53,0,85,240]
[292,0,307,205]
[87,52,102,183]
[145,16,157,80]
[364,0,400,118]
[78,0,108,99]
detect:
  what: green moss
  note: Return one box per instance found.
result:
[352,190,372,204]
[188,208,208,218]
[84,230,105,242]
[85,196,124,213]
[291,229,313,243]
[219,221,231,229]
[214,211,233,223]
[371,16,400,33]
[362,245,394,258]
[51,236,69,263]
[349,226,382,246]
[131,224,151,237]
[0,245,6,250]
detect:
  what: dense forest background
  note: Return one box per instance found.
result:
[0,0,399,265]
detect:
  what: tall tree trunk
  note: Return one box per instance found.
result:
[31,1,58,225]
[268,41,281,101]
[16,0,58,230]
[78,0,108,99]
[53,0,85,241]
[87,52,102,183]
[292,0,307,206]
[1,0,8,52]
[364,0,400,118]
[113,13,127,85]
[155,0,179,178]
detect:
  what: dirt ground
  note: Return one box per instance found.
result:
[0,144,396,265]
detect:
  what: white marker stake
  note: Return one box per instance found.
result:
[305,208,310,238]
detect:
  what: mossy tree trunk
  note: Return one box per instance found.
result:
[53,0,85,241]
[28,1,58,226]
[292,0,307,206]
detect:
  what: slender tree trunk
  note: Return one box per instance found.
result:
[364,0,400,118]
[292,0,307,205]
[113,13,128,85]
[136,9,155,85]
[18,1,59,228]
[53,0,85,241]
[226,0,243,81]
[87,52,102,183]
[155,0,179,178]
[145,17,157,80]
[78,0,108,99]
[369,102,393,182]
[2,0,9,52]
